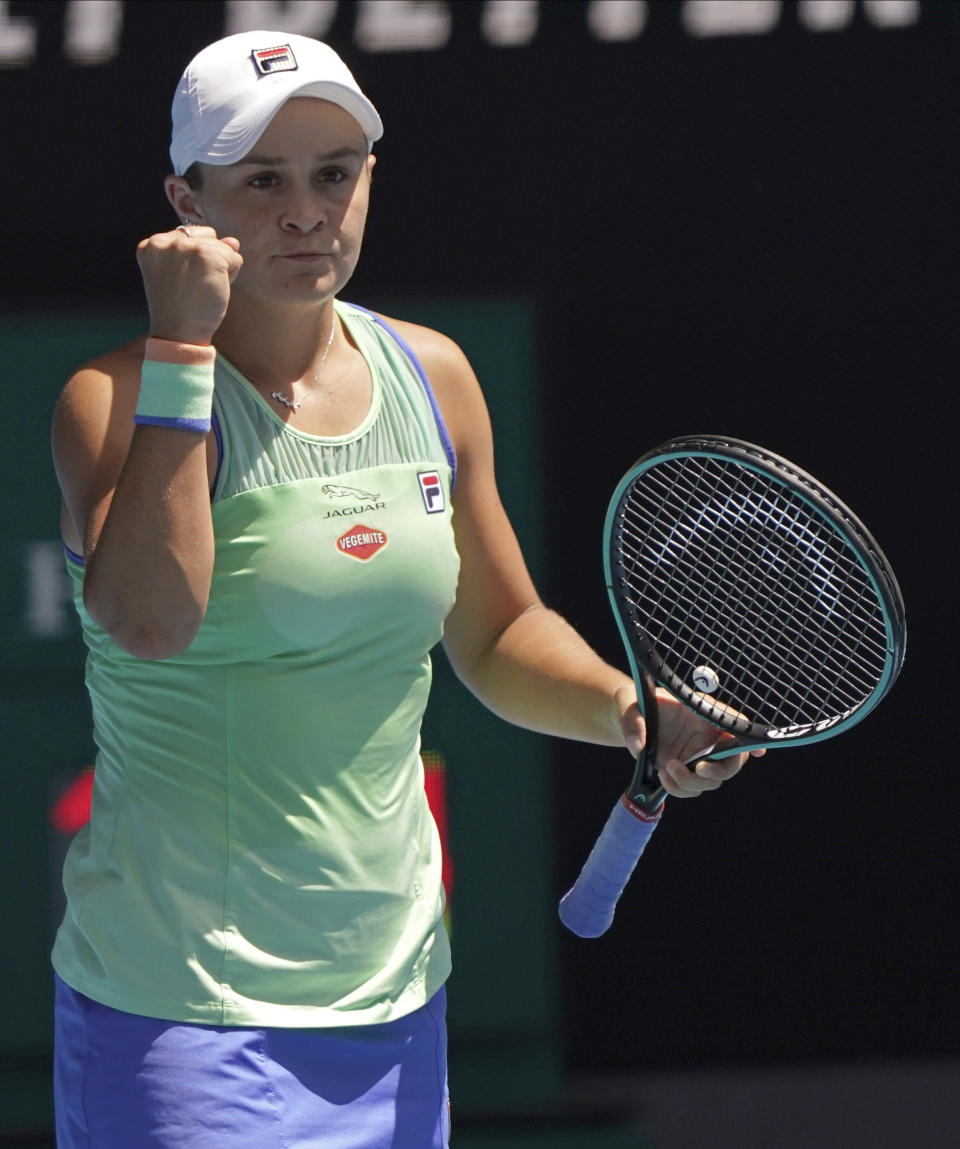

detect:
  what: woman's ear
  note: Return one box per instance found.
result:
[165,174,204,225]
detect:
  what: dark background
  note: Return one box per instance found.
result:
[3,0,957,1082]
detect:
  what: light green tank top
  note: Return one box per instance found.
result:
[53,301,460,1027]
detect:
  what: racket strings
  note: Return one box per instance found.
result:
[624,471,891,712]
[681,482,886,712]
[617,534,877,730]
[624,479,886,726]
[614,457,890,734]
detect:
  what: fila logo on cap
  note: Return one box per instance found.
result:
[418,470,445,514]
[251,44,299,77]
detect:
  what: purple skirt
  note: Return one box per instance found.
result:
[54,976,449,1148]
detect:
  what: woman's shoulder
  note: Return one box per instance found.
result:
[65,336,148,390]
[358,310,488,461]
[54,336,148,445]
[359,309,473,384]
[56,337,149,424]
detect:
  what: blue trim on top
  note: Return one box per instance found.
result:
[344,303,458,489]
[64,543,85,567]
[211,411,224,496]
[134,413,212,434]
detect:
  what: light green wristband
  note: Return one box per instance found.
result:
[135,359,215,433]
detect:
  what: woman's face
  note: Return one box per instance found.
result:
[176,97,375,308]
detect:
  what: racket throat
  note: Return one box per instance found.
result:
[625,762,666,815]
[626,673,666,814]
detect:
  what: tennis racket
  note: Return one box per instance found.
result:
[558,435,906,938]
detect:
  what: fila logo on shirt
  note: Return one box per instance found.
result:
[418,470,445,514]
[251,45,298,76]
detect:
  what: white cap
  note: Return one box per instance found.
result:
[170,31,383,175]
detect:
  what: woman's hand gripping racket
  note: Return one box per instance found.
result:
[558,435,906,938]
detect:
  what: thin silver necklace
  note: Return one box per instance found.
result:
[268,321,337,412]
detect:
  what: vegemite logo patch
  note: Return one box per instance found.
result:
[336,524,388,561]
[418,470,445,514]
[251,44,299,76]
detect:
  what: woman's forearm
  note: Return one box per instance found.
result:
[447,602,633,748]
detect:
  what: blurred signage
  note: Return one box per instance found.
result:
[0,0,922,68]
[21,541,75,641]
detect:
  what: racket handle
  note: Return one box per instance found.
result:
[558,795,662,938]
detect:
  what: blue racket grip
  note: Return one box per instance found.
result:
[558,796,662,938]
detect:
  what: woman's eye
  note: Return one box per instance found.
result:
[319,167,348,185]
[248,173,279,188]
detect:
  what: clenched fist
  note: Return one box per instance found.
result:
[136,226,243,347]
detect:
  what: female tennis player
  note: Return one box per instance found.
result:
[50,30,756,1149]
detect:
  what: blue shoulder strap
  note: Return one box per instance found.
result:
[344,302,457,488]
